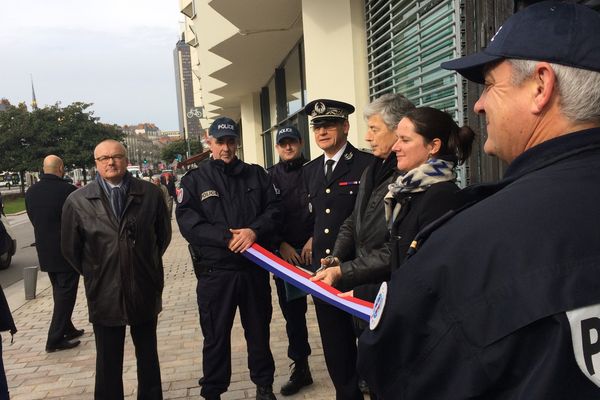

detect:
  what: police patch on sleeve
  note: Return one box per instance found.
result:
[201,190,219,201]
[566,303,600,387]
[370,282,387,331]
[177,188,184,204]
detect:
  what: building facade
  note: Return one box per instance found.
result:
[174,36,203,142]
[179,0,600,184]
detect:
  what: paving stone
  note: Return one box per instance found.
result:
[3,220,341,399]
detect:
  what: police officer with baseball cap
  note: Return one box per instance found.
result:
[302,99,373,400]
[177,117,281,400]
[358,3,600,398]
[268,125,315,396]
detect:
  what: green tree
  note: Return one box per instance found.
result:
[56,102,123,184]
[0,102,123,189]
[0,103,44,193]
[161,139,204,163]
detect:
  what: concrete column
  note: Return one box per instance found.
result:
[302,0,370,158]
[240,92,265,166]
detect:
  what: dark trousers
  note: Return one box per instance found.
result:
[46,270,79,347]
[274,277,311,362]
[314,298,363,400]
[93,318,162,400]
[197,267,275,398]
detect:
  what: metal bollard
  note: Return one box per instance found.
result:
[23,266,39,300]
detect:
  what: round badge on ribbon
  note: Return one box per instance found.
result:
[370,282,388,330]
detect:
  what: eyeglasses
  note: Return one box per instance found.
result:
[95,154,126,163]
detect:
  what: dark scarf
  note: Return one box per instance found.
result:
[96,171,131,220]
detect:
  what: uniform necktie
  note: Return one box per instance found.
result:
[325,159,335,181]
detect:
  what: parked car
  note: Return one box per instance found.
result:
[0,214,16,270]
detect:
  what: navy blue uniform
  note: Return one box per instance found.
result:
[303,142,373,400]
[176,157,281,399]
[269,157,313,364]
[358,128,600,399]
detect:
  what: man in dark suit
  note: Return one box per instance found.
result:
[302,99,373,400]
[25,155,83,352]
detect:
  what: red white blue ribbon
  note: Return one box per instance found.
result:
[244,244,374,321]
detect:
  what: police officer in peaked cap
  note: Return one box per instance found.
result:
[176,117,281,400]
[302,99,373,400]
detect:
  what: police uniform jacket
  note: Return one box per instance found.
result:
[303,142,373,270]
[176,158,281,271]
[25,173,77,273]
[269,157,313,249]
[358,128,600,399]
[332,153,396,295]
[61,177,171,326]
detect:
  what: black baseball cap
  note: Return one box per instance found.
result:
[441,1,600,84]
[304,99,355,126]
[209,117,239,138]
[276,126,302,144]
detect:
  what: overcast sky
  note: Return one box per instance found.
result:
[0,0,183,131]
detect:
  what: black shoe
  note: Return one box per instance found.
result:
[46,339,81,353]
[256,385,277,400]
[64,328,85,341]
[280,360,313,396]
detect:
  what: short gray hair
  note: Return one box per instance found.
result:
[509,59,600,124]
[363,93,415,131]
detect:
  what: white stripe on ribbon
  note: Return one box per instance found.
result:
[244,244,373,321]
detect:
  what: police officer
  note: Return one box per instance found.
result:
[358,2,600,399]
[176,117,281,400]
[268,126,314,396]
[302,99,373,400]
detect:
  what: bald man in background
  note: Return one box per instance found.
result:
[26,155,83,352]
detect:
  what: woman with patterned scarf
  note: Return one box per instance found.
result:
[385,106,475,271]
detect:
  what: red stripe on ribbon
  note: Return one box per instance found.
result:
[244,243,374,320]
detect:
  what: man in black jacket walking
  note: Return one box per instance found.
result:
[269,126,314,396]
[25,155,82,352]
[177,117,281,400]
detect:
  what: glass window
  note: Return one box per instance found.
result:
[284,46,303,115]
[260,41,310,168]
[365,0,466,185]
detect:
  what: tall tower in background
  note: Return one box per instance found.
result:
[173,35,201,140]
[30,75,38,110]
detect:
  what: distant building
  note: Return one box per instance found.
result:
[134,123,160,140]
[121,123,163,169]
[174,35,202,141]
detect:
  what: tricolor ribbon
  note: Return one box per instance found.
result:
[244,244,374,321]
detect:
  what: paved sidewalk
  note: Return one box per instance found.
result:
[1,220,340,399]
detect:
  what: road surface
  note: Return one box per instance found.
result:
[1,213,38,288]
